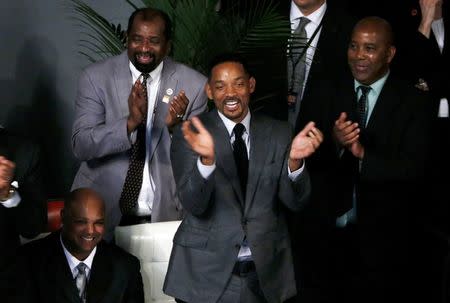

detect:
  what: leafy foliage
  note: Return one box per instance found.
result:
[68,0,292,106]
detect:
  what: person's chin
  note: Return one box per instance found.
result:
[135,62,156,73]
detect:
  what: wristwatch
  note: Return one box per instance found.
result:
[0,184,17,202]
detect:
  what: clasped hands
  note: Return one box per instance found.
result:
[0,156,15,200]
[333,112,364,159]
[181,117,323,171]
[127,78,189,133]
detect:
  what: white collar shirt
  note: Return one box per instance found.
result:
[60,234,97,280]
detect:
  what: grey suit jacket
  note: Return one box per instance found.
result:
[163,110,311,303]
[71,51,208,239]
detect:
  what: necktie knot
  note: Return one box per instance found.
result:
[359,85,371,97]
[77,262,87,274]
[295,17,311,33]
[141,73,150,83]
[233,123,246,139]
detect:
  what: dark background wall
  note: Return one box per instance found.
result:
[0,1,133,198]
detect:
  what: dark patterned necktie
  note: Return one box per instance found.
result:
[119,73,150,214]
[75,262,87,303]
[233,123,248,198]
[358,85,371,128]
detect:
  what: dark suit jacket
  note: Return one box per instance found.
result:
[0,129,46,271]
[394,2,450,233]
[396,2,450,114]
[163,110,311,303]
[332,74,432,300]
[14,231,144,303]
[289,2,355,215]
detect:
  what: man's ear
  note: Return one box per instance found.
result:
[387,46,396,64]
[205,82,213,100]
[60,209,65,225]
[166,40,172,55]
[249,77,256,94]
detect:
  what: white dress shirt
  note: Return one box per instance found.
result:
[0,181,21,208]
[129,61,163,215]
[60,234,96,280]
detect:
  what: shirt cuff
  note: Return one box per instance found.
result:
[288,160,305,181]
[1,191,21,208]
[197,157,216,179]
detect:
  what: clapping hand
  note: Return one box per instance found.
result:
[182,117,215,165]
[166,90,189,128]
[289,122,323,171]
[333,112,364,159]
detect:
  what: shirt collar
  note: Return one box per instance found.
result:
[290,0,327,26]
[354,70,390,95]
[217,110,251,137]
[60,234,97,273]
[129,60,164,83]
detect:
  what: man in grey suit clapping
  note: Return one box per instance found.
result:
[71,8,208,240]
[164,53,323,303]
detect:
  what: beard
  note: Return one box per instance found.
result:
[132,52,157,73]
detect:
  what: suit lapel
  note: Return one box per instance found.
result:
[245,115,271,214]
[87,242,111,303]
[304,7,334,88]
[366,76,400,133]
[208,111,245,206]
[47,233,82,303]
[149,57,178,160]
[114,52,133,117]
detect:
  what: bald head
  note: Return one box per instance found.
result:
[61,188,105,260]
[347,16,396,85]
[353,16,394,47]
[63,188,105,216]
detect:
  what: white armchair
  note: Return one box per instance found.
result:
[115,221,181,303]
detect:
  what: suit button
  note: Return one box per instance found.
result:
[241,218,247,225]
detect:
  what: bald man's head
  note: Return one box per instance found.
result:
[347,17,396,85]
[61,188,105,261]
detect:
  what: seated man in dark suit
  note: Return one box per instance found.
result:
[0,126,46,273]
[332,16,431,303]
[15,188,144,303]
[163,53,323,303]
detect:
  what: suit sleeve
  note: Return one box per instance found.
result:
[170,123,215,216]
[277,124,311,211]
[10,141,47,238]
[72,69,132,161]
